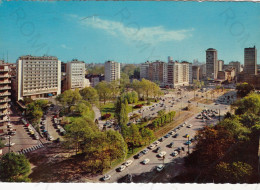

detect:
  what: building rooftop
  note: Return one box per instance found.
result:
[19,55,58,60]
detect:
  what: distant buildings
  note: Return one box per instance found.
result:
[229,61,241,75]
[16,55,61,101]
[86,74,104,87]
[148,60,165,84]
[0,61,11,125]
[140,61,150,80]
[217,60,224,72]
[104,61,120,82]
[66,59,85,90]
[192,65,200,81]
[206,48,218,79]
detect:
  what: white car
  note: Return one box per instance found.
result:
[187,124,192,128]
[156,164,165,172]
[142,158,150,165]
[118,165,126,172]
[171,151,179,157]
[158,151,167,158]
[124,160,133,167]
[101,175,111,181]
[148,144,156,149]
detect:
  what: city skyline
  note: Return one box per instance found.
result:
[0,1,260,64]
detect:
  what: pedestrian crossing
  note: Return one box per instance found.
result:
[16,142,44,155]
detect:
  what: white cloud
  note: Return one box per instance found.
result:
[61,44,72,50]
[69,14,194,45]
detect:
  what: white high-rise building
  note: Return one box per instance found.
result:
[166,61,190,88]
[16,55,61,100]
[104,61,120,82]
[66,59,85,90]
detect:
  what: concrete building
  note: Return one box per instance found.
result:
[148,61,165,84]
[217,68,235,82]
[229,61,241,75]
[206,48,218,79]
[86,74,104,87]
[140,61,150,79]
[66,59,85,90]
[199,64,206,79]
[192,65,200,81]
[104,61,120,82]
[166,61,189,88]
[217,60,224,72]
[16,55,61,100]
[244,46,257,75]
[0,61,11,125]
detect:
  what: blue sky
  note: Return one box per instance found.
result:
[0,1,259,64]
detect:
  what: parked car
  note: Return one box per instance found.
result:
[173,133,179,138]
[187,124,192,128]
[142,149,149,154]
[184,140,192,145]
[168,142,174,148]
[117,165,126,172]
[153,147,161,153]
[183,134,189,138]
[141,158,150,165]
[101,175,111,181]
[124,160,133,167]
[158,151,166,158]
[171,151,178,157]
[148,144,156,149]
[156,164,165,172]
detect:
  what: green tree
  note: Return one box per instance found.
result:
[95,81,112,104]
[233,93,260,115]
[236,82,254,97]
[79,87,99,105]
[158,110,166,117]
[120,72,130,92]
[115,96,129,126]
[140,127,155,145]
[26,102,43,125]
[87,65,104,75]
[0,153,31,182]
[215,161,253,183]
[56,89,82,112]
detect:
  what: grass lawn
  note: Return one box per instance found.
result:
[100,102,115,118]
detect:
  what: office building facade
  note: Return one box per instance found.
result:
[16,55,61,100]
[167,61,190,88]
[244,46,257,75]
[140,61,150,79]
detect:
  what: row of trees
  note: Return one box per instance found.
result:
[26,99,49,125]
[184,92,260,183]
[64,117,128,173]
[151,111,176,130]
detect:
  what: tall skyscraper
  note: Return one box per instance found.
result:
[66,59,85,90]
[206,48,218,79]
[104,61,120,82]
[244,46,257,75]
[16,55,61,100]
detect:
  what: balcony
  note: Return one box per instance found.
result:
[0,86,11,90]
[0,68,10,72]
[0,98,11,103]
[0,75,11,78]
[0,104,10,109]
[0,93,11,97]
[0,81,11,84]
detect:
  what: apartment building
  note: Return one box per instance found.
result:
[206,48,218,79]
[148,61,165,84]
[167,61,190,88]
[0,62,11,125]
[16,55,61,100]
[104,61,120,82]
[140,61,150,80]
[66,59,85,90]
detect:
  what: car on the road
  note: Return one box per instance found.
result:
[124,160,133,167]
[158,151,166,158]
[153,147,161,153]
[141,158,150,165]
[117,165,126,172]
[184,140,192,145]
[170,151,178,157]
[167,142,174,148]
[183,134,189,138]
[156,164,165,172]
[142,149,149,154]
[173,133,179,138]
[100,174,111,181]
[164,134,170,138]
[153,141,160,146]
[175,147,182,152]
[188,100,191,103]
[148,144,156,149]
[48,136,54,141]
[187,124,192,128]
